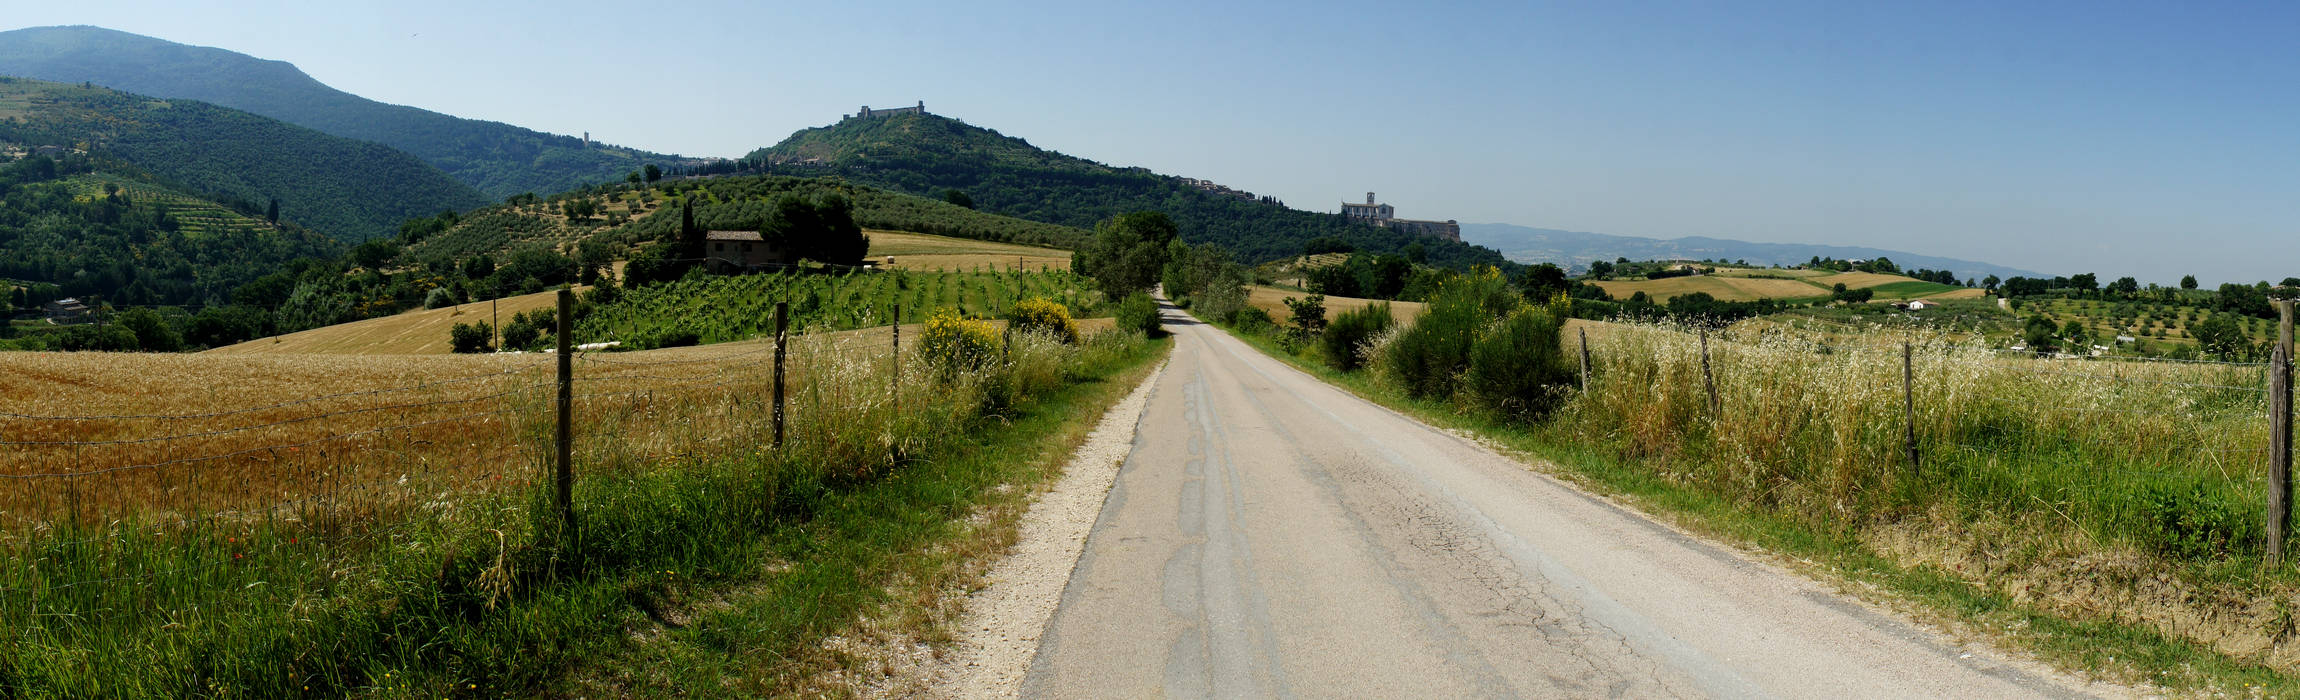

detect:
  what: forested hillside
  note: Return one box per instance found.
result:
[0,25,684,198]
[748,112,1511,269]
[0,77,487,241]
[0,154,339,310]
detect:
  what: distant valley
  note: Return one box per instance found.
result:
[1461,222,2040,283]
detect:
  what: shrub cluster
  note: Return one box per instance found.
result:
[920,307,1002,375]
[1115,292,1161,337]
[1009,297,1080,344]
[1320,302,1391,371]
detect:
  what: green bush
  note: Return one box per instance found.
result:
[1283,294,1327,333]
[1227,306,1275,331]
[1464,306,1573,418]
[1321,302,1392,372]
[448,321,493,354]
[1116,293,1161,337]
[2135,481,2257,559]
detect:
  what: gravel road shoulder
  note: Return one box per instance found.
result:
[915,358,1166,698]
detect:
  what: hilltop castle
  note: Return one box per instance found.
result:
[848,101,926,120]
[1341,192,1459,241]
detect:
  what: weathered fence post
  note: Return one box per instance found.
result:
[892,303,902,411]
[492,297,501,351]
[1903,340,1920,474]
[1578,326,1591,392]
[554,288,575,542]
[1700,327,1720,413]
[2271,298,2293,564]
[773,301,788,449]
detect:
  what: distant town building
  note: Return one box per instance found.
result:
[1340,192,1459,241]
[42,297,92,324]
[704,231,794,272]
[850,101,927,120]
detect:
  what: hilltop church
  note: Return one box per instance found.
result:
[1341,192,1460,242]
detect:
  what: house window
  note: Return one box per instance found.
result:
[742,243,753,252]
[715,242,724,252]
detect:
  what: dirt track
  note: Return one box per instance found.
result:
[1009,302,2130,698]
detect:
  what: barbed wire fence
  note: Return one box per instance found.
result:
[0,291,920,636]
[1581,298,2296,563]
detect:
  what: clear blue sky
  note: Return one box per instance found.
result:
[8,1,2296,284]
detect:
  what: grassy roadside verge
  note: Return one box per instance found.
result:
[0,326,1167,698]
[552,335,1171,695]
[1211,319,2290,694]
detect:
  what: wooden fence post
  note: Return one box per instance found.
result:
[774,301,788,449]
[1578,326,1591,392]
[2271,299,2293,564]
[554,288,575,542]
[1903,340,1920,474]
[1700,327,1720,413]
[892,303,902,411]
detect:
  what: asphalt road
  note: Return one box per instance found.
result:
[1019,303,2111,699]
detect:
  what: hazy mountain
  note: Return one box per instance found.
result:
[1461,222,2042,282]
[0,25,684,199]
[749,111,1512,268]
[0,76,487,242]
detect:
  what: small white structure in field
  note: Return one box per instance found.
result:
[2115,335,2137,344]
[1906,299,1935,310]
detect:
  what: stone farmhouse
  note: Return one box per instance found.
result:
[704,231,795,273]
[1340,192,1460,242]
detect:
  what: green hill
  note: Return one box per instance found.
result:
[0,25,686,199]
[402,174,1085,269]
[746,112,1512,269]
[0,76,487,241]
[0,160,340,309]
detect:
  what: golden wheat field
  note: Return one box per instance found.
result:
[0,329,927,529]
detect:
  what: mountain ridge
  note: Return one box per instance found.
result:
[748,111,1515,269]
[0,25,685,199]
[1461,222,2042,281]
[0,76,487,242]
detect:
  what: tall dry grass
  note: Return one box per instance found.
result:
[0,320,1151,696]
[1565,322,2275,556]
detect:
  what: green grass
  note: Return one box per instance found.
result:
[0,328,1167,697]
[1212,316,2297,693]
[1864,280,1962,298]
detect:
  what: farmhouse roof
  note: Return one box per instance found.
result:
[705,230,764,242]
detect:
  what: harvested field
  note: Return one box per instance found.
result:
[205,288,571,356]
[1591,275,1827,302]
[867,230,1070,272]
[1248,286,1424,325]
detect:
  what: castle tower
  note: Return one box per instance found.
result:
[1366,192,1376,205]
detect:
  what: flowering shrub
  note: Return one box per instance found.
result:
[920,307,1001,375]
[1009,297,1080,344]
